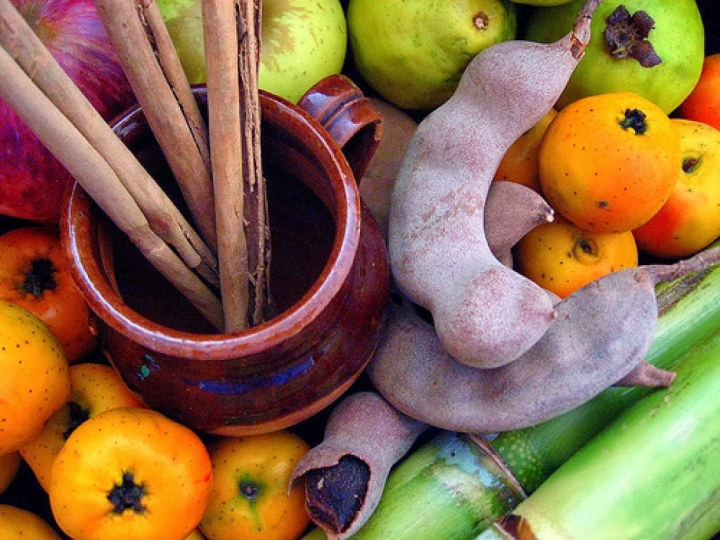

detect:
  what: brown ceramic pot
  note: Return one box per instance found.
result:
[61,75,389,436]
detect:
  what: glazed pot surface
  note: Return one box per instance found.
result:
[62,80,389,435]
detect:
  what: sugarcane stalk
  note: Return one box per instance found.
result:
[302,430,526,540]
[303,252,720,540]
[478,327,720,540]
[491,256,720,492]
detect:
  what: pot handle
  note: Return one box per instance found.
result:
[297,74,383,183]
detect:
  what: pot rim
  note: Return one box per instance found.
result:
[61,89,363,360]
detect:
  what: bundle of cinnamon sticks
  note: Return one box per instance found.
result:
[0,0,271,333]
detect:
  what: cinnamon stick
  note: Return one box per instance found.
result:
[93,0,217,250]
[202,0,249,332]
[140,1,212,172]
[0,0,218,286]
[0,44,224,329]
[238,0,272,325]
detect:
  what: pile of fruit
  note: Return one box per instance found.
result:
[1,0,719,539]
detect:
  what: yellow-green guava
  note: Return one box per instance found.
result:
[523,0,705,114]
[347,0,517,111]
[157,0,347,104]
[510,0,575,6]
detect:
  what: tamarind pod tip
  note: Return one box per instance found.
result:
[571,0,603,58]
[485,181,555,267]
[641,245,720,289]
[613,361,676,388]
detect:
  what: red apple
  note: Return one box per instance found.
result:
[0,0,136,224]
[679,54,720,132]
[633,118,720,259]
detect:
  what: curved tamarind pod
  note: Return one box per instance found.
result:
[290,391,428,540]
[368,246,720,433]
[388,0,602,369]
[485,181,554,267]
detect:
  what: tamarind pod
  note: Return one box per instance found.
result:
[358,98,419,239]
[492,251,720,493]
[290,391,427,540]
[368,246,720,433]
[387,0,602,369]
[485,181,554,267]
[611,360,675,387]
[356,168,556,249]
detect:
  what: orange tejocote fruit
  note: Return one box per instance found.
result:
[494,108,558,193]
[538,92,681,233]
[515,216,638,300]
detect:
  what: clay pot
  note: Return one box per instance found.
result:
[61,75,389,435]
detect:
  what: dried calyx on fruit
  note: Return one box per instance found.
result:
[604,5,661,67]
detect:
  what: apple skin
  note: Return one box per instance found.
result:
[158,0,347,104]
[260,0,347,103]
[0,0,136,224]
[679,54,720,133]
[633,119,720,260]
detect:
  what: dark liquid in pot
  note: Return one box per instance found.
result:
[109,141,336,333]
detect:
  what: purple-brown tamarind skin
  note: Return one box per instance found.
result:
[485,180,554,267]
[613,360,675,387]
[368,256,704,433]
[290,391,427,540]
[387,5,600,369]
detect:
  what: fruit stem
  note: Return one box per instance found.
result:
[473,12,489,31]
[22,258,56,298]
[618,108,648,135]
[107,471,147,514]
[604,5,661,68]
[239,478,261,503]
[63,402,91,440]
[683,157,700,174]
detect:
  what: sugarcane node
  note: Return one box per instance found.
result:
[304,455,370,534]
[467,433,528,498]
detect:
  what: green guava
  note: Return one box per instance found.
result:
[157,0,347,104]
[510,0,575,6]
[347,0,517,111]
[524,0,705,114]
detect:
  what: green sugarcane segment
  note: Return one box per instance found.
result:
[492,261,720,492]
[303,257,720,540]
[478,329,720,540]
[301,431,525,540]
